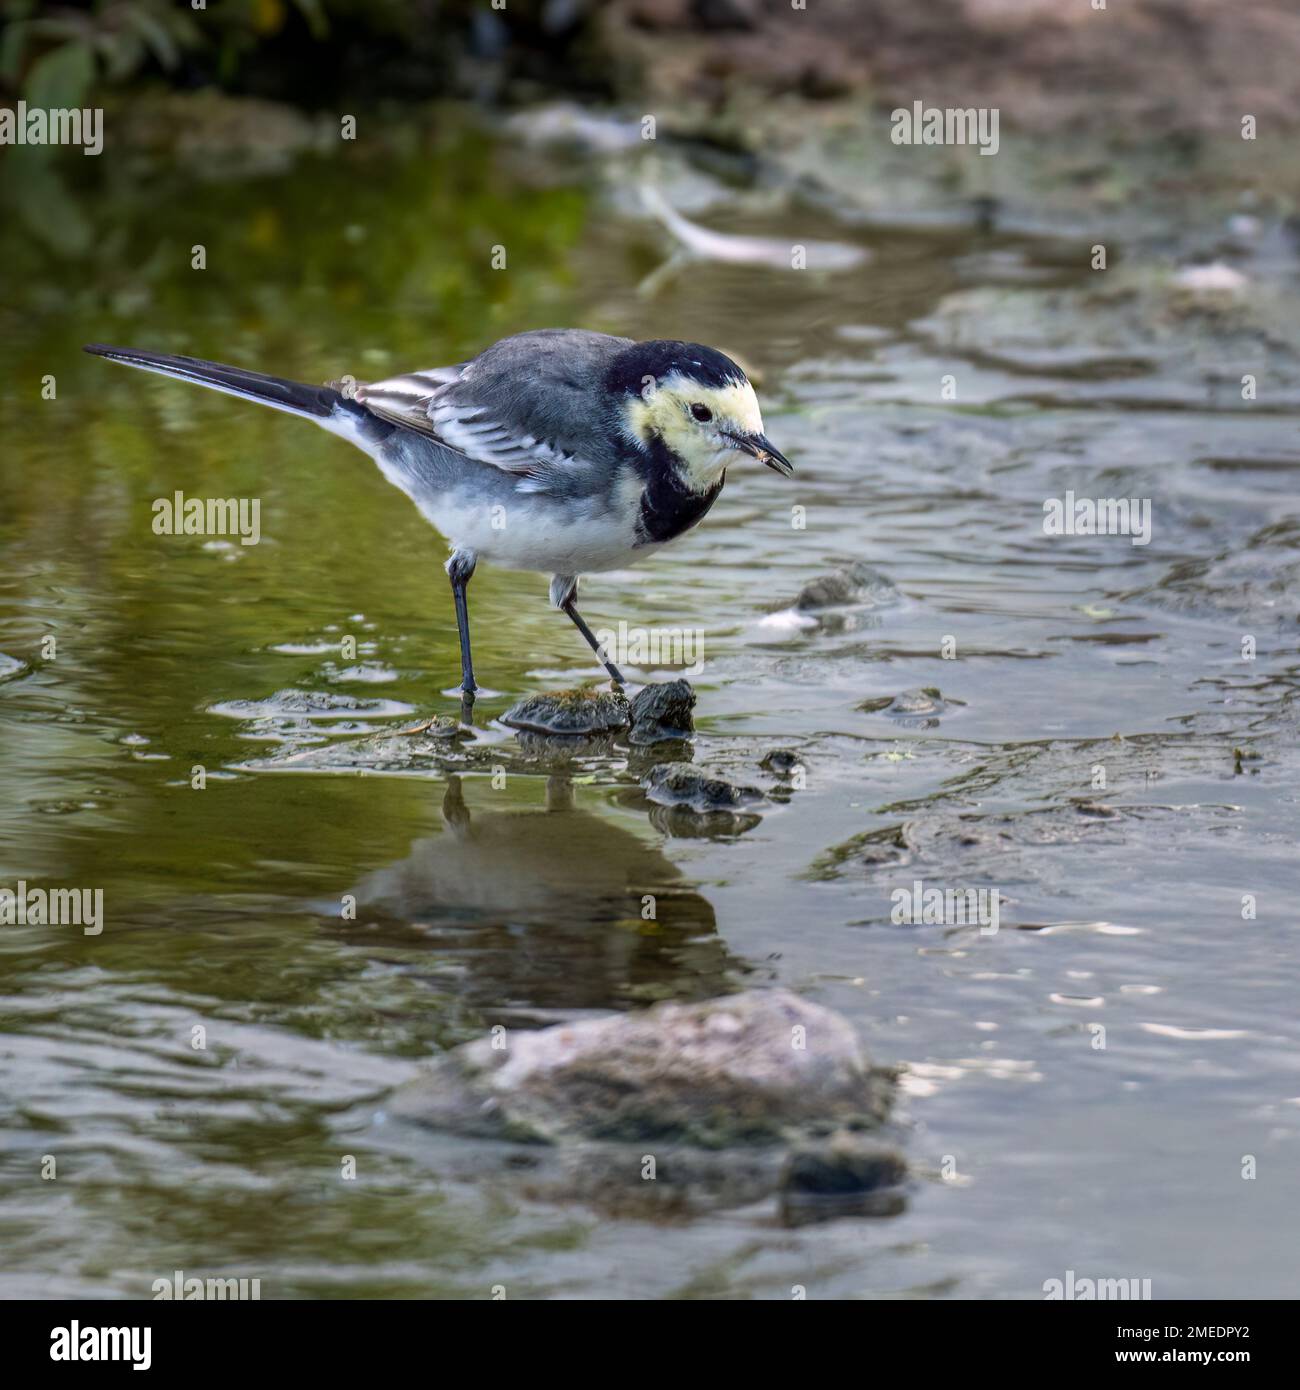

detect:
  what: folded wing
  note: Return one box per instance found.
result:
[354,329,633,496]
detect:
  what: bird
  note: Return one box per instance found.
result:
[84,330,793,702]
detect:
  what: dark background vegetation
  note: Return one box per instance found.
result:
[6,0,1300,132]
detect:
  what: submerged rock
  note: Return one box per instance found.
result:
[860,686,950,719]
[779,1136,909,1223]
[398,715,462,739]
[238,722,469,773]
[628,679,696,744]
[1122,525,1300,629]
[501,687,630,736]
[761,748,802,776]
[642,761,764,813]
[391,989,894,1147]
[808,822,912,877]
[794,561,898,613]
[211,688,413,720]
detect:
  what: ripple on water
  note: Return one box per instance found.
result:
[5,131,1300,1299]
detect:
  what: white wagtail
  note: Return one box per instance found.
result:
[84,331,793,696]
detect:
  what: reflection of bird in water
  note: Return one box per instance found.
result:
[348,775,741,1013]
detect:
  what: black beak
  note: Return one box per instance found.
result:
[724,431,794,477]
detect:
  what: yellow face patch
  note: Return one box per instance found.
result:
[622,375,765,492]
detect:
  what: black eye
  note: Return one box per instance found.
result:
[690,403,713,422]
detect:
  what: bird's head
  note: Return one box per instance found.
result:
[608,340,793,492]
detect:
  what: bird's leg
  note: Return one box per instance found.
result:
[563,600,626,685]
[446,548,478,703]
[551,573,625,686]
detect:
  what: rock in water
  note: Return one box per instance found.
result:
[398,715,463,739]
[779,1136,908,1223]
[390,989,894,1147]
[628,679,696,744]
[501,687,630,736]
[760,748,802,775]
[860,686,948,717]
[642,761,764,813]
[781,1138,907,1198]
[794,561,898,612]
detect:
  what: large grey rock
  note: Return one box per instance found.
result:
[391,989,894,1148]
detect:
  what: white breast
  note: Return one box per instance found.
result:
[373,456,655,575]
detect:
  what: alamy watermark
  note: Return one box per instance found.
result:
[1044,1269,1152,1300]
[890,102,999,156]
[891,878,1000,935]
[1043,491,1151,546]
[50,1323,149,1369]
[0,882,102,935]
[0,102,103,156]
[153,491,261,546]
[152,1269,261,1300]
[595,621,704,676]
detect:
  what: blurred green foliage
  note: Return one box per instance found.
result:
[0,0,604,110]
[5,0,244,106]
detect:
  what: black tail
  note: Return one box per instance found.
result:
[83,344,387,443]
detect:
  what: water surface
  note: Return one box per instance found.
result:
[2,121,1299,1298]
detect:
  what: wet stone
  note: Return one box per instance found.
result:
[642,761,764,814]
[398,715,462,739]
[627,679,696,744]
[238,724,470,773]
[210,689,413,720]
[391,989,894,1148]
[860,686,948,717]
[761,748,802,776]
[1125,532,1300,628]
[501,687,630,736]
[780,1137,908,1197]
[541,1144,786,1220]
[810,797,1166,895]
[809,823,912,878]
[779,1137,909,1225]
[794,561,899,613]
